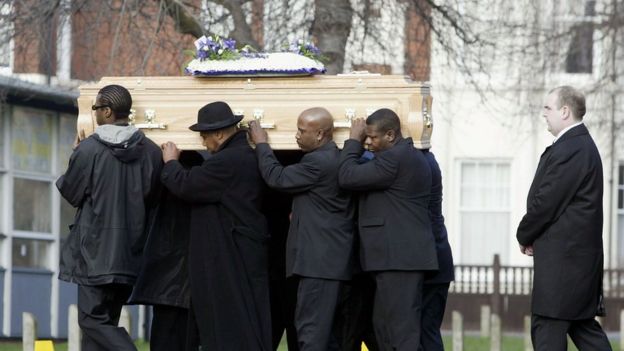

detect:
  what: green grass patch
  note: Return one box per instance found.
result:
[0,335,618,350]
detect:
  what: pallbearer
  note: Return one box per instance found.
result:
[57,85,163,351]
[160,101,271,351]
[249,107,356,351]
[338,109,438,351]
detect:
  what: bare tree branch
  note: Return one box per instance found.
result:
[160,0,203,38]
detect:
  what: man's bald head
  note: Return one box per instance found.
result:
[295,107,335,152]
[300,107,334,131]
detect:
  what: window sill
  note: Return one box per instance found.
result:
[12,267,53,275]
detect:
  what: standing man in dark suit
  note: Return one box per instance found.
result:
[160,101,271,351]
[420,149,454,351]
[248,107,355,351]
[339,109,438,351]
[516,86,611,351]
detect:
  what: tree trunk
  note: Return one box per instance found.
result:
[311,0,352,74]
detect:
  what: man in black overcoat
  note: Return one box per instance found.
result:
[130,150,204,351]
[160,101,271,351]
[248,107,355,351]
[57,85,163,351]
[338,109,438,351]
[420,149,454,351]
[516,86,611,350]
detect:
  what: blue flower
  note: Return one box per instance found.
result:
[192,35,246,61]
[224,39,236,50]
[284,39,326,62]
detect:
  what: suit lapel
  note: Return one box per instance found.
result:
[526,124,588,207]
[528,145,552,201]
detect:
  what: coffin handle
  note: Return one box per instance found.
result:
[132,109,167,130]
[334,108,355,128]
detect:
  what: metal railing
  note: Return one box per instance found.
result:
[450,254,624,298]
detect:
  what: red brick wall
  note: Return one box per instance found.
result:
[404,0,431,81]
[13,0,58,75]
[70,0,198,80]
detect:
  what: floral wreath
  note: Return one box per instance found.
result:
[189,35,326,63]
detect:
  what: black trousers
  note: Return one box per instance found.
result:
[295,277,342,351]
[373,271,425,351]
[419,283,450,351]
[150,305,192,351]
[270,277,299,351]
[77,283,136,351]
[335,273,380,351]
[531,314,612,351]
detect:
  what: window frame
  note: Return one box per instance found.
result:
[456,158,513,265]
[550,0,602,78]
[618,163,624,213]
[4,104,65,271]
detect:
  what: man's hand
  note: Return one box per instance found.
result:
[520,244,534,256]
[248,120,268,144]
[162,141,181,162]
[349,118,367,142]
[72,129,86,150]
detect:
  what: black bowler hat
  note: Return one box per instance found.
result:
[189,101,243,132]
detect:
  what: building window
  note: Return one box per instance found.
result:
[7,106,71,269]
[0,107,5,168]
[0,108,5,266]
[459,160,511,264]
[12,178,52,233]
[565,0,595,74]
[0,2,12,68]
[617,163,624,267]
[11,238,50,269]
[11,108,53,173]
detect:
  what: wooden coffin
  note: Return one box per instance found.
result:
[77,75,433,150]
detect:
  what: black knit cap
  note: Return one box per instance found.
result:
[189,101,243,132]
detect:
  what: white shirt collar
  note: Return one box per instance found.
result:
[553,121,583,144]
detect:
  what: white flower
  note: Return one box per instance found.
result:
[218,49,224,55]
[194,35,207,50]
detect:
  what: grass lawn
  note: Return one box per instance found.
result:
[0,335,618,350]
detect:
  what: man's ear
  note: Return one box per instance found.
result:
[316,128,324,141]
[385,129,396,142]
[561,105,571,120]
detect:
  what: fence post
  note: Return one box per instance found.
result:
[491,254,501,317]
[68,304,81,351]
[22,312,37,351]
[524,315,532,351]
[620,309,624,351]
[480,305,491,337]
[490,313,501,351]
[452,310,464,351]
[120,306,131,335]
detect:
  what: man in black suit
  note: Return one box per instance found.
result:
[249,107,355,351]
[339,109,438,351]
[516,86,611,351]
[420,149,454,351]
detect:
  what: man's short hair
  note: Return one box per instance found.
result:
[550,86,586,120]
[366,108,401,135]
[98,85,132,120]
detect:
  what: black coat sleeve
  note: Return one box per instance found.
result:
[56,143,92,207]
[160,156,231,204]
[516,147,583,246]
[256,143,320,193]
[338,139,397,191]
